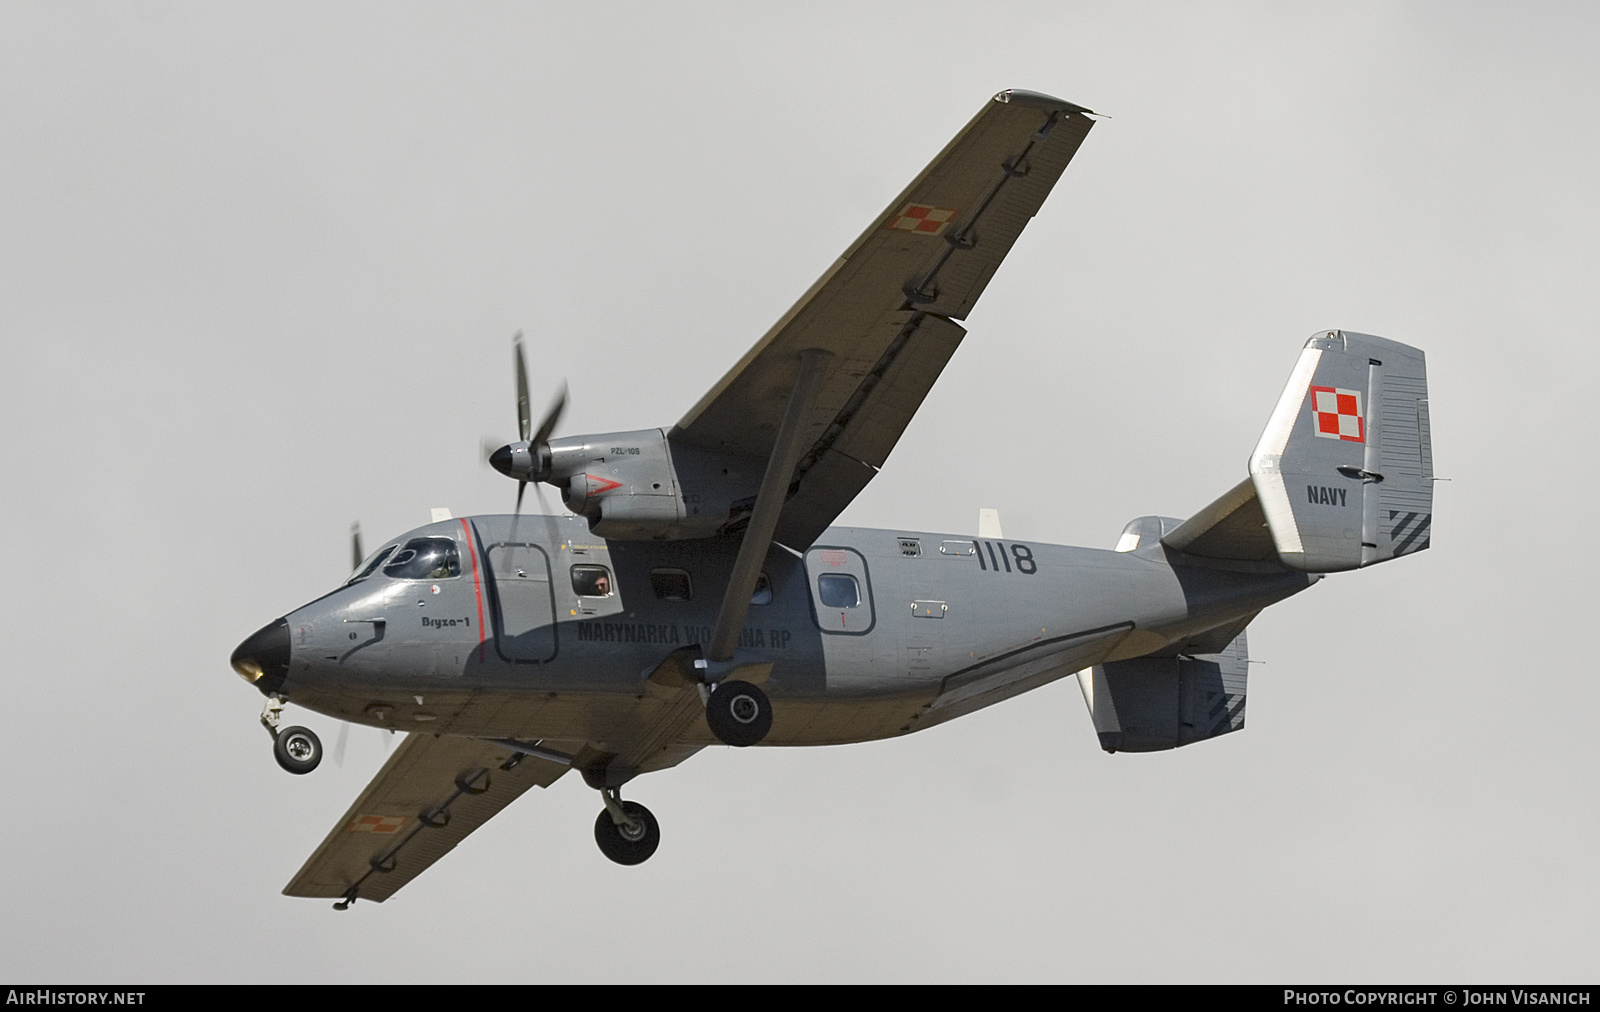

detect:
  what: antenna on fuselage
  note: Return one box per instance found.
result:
[978,509,1003,539]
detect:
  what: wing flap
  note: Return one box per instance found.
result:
[282,733,569,904]
[773,311,966,548]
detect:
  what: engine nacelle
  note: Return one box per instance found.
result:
[547,429,764,540]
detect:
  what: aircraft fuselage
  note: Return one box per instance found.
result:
[261,515,1315,758]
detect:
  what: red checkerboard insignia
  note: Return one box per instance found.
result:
[347,814,409,834]
[886,204,958,236]
[1310,385,1364,442]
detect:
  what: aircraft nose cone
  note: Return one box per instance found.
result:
[489,443,515,478]
[231,618,291,695]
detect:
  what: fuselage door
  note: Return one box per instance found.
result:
[484,542,557,663]
[804,546,875,635]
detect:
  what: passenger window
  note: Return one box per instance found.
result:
[650,569,692,602]
[383,538,460,580]
[751,572,772,606]
[571,565,613,597]
[348,545,397,584]
[817,573,860,609]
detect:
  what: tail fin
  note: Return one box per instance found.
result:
[1163,330,1432,573]
[1249,330,1432,572]
[1076,627,1249,753]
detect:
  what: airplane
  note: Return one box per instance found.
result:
[229,89,1435,908]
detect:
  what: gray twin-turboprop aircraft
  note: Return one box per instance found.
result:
[230,90,1435,908]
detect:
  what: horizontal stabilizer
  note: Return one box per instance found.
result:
[1160,478,1277,562]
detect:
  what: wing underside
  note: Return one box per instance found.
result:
[673,90,1096,548]
[283,673,714,904]
[282,734,570,903]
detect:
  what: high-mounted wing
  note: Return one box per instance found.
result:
[282,733,570,905]
[671,89,1096,549]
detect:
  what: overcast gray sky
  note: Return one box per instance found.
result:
[3,1,1596,983]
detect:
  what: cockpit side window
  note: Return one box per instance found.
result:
[348,545,397,585]
[383,538,461,580]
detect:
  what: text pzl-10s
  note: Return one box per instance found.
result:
[231,90,1435,908]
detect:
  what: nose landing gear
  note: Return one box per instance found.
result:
[260,696,323,775]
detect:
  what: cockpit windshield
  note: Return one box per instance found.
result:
[383,538,461,580]
[347,545,397,585]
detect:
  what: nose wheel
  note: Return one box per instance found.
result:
[593,789,660,865]
[705,679,772,747]
[273,726,323,774]
[260,696,323,775]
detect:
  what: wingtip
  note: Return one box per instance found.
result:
[993,89,1093,115]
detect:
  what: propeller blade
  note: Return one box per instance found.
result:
[530,381,568,449]
[350,522,364,572]
[508,479,527,566]
[534,480,565,547]
[513,331,531,443]
[493,330,568,523]
[334,720,350,768]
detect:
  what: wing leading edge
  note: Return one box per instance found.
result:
[672,89,1096,549]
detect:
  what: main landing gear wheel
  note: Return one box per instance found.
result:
[705,679,772,747]
[273,725,323,775]
[594,801,660,866]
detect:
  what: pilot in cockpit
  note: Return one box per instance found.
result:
[375,538,462,581]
